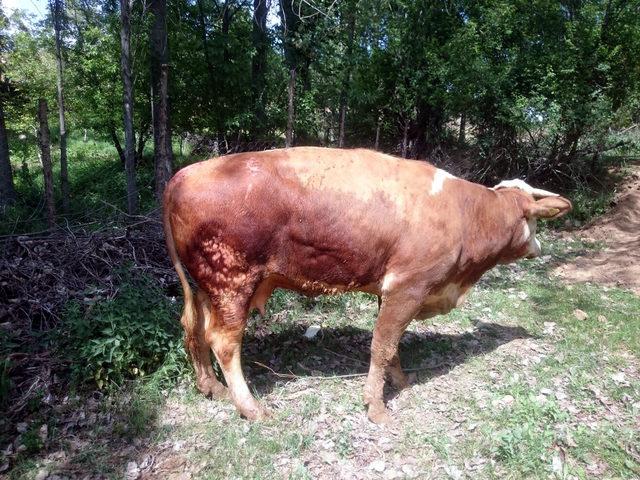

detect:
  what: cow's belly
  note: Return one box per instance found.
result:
[416,283,471,319]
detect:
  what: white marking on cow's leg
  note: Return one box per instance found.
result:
[192,290,228,399]
[429,169,454,195]
[206,305,268,421]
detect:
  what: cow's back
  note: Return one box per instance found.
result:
[165,147,436,296]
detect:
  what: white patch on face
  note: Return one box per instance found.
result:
[521,220,531,244]
[429,169,454,195]
[524,218,541,257]
[381,272,396,292]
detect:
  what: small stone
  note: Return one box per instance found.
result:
[573,309,588,321]
[320,451,337,464]
[401,464,418,478]
[16,422,28,433]
[173,440,185,451]
[369,460,386,473]
[35,469,48,480]
[611,372,629,385]
[125,461,140,480]
[492,395,514,408]
[444,465,463,480]
[517,291,528,300]
[383,469,402,480]
[303,325,321,340]
[540,388,553,396]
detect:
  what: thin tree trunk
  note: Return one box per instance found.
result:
[458,112,466,145]
[109,125,126,164]
[150,0,174,201]
[119,0,138,215]
[401,118,409,158]
[51,0,69,213]
[286,67,296,148]
[0,96,16,208]
[251,0,268,137]
[338,6,356,148]
[196,0,215,105]
[374,115,381,150]
[37,99,55,228]
[136,119,148,164]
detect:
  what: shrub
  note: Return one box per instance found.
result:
[62,270,187,388]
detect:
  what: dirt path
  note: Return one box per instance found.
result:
[554,163,640,294]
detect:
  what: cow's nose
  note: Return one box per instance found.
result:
[526,238,541,258]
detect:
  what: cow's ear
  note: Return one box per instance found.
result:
[525,196,572,220]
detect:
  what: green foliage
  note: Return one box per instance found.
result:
[61,270,186,388]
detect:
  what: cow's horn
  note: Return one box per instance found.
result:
[492,179,559,199]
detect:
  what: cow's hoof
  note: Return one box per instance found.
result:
[240,404,271,421]
[367,404,392,424]
[197,378,229,400]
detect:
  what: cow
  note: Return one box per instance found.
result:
[163,147,571,423]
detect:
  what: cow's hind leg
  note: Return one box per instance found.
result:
[364,292,419,423]
[205,298,268,421]
[387,353,411,390]
[182,290,228,399]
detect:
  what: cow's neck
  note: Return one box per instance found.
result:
[455,188,521,286]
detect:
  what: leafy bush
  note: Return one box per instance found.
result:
[62,271,187,388]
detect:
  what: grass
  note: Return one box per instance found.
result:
[6,233,638,479]
[2,139,639,478]
[1,133,198,235]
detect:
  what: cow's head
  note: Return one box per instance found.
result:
[493,179,572,260]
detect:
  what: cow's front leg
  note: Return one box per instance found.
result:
[364,292,419,424]
[205,300,269,421]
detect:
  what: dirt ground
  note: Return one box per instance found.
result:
[554,162,640,294]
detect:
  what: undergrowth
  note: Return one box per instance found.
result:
[60,270,187,389]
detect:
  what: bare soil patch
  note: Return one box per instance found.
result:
[554,163,640,294]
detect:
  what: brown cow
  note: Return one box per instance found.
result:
[163,147,571,423]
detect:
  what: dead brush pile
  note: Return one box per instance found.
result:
[0,217,175,421]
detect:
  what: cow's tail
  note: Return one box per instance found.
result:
[163,198,197,337]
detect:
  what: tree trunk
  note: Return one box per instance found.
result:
[196,0,215,106]
[374,115,381,150]
[338,6,356,148]
[51,0,69,213]
[0,96,16,208]
[286,67,296,148]
[251,0,268,137]
[136,118,148,164]
[150,0,174,201]
[401,118,409,158]
[119,0,138,215]
[37,99,55,228]
[109,124,126,164]
[279,0,300,147]
[458,112,466,145]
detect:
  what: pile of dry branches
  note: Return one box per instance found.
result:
[0,216,176,420]
[0,217,174,328]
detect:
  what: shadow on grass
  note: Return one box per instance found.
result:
[241,320,533,397]
[3,312,531,478]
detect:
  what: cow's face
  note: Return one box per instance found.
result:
[494,180,572,261]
